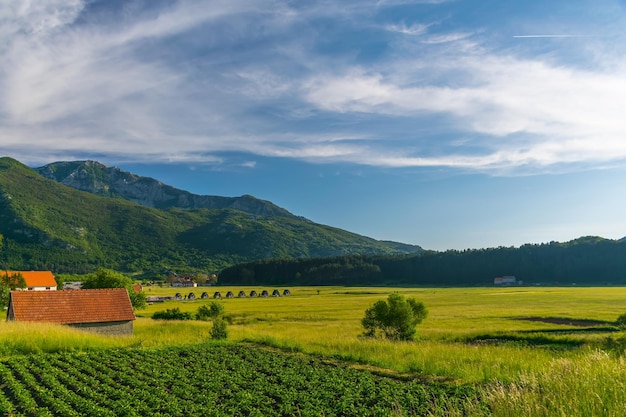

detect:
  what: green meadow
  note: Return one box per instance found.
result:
[3,286,626,416]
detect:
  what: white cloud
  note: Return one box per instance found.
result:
[376,0,455,5]
[421,32,473,44]
[385,22,429,36]
[512,35,590,38]
[302,43,626,170]
[1,0,626,175]
[0,0,85,37]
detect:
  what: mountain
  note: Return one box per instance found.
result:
[0,157,421,274]
[37,160,297,218]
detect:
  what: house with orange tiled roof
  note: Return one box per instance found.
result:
[6,288,135,335]
[1,271,57,291]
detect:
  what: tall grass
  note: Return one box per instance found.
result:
[485,349,626,417]
[133,318,213,348]
[0,322,132,357]
[0,318,218,356]
[237,327,560,383]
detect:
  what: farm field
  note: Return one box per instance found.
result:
[2,286,626,416]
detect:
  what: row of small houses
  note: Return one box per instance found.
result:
[147,289,291,303]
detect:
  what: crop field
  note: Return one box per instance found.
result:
[0,343,478,417]
[2,286,626,416]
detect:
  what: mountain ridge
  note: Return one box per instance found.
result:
[0,157,422,274]
[37,160,300,219]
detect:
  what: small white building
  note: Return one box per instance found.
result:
[171,279,197,288]
[494,275,517,286]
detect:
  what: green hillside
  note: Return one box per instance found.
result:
[0,157,420,274]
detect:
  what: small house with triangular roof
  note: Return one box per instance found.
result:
[1,271,57,291]
[6,288,135,335]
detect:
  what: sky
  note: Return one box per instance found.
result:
[2,0,626,251]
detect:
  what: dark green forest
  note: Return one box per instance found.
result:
[219,236,626,286]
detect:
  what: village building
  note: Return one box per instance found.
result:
[63,281,83,290]
[6,288,135,335]
[494,276,517,286]
[171,277,197,287]
[1,271,57,291]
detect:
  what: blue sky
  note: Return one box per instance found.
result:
[2,0,626,250]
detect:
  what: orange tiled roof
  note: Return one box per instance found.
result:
[1,271,57,288]
[8,288,135,324]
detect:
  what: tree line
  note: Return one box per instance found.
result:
[219,237,626,286]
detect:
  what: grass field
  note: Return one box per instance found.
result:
[2,286,626,416]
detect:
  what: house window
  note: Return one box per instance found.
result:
[28,287,34,291]
[46,287,51,290]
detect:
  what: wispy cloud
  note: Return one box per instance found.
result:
[301,39,626,170]
[376,0,455,5]
[421,32,473,43]
[1,0,626,175]
[512,35,591,38]
[385,22,429,36]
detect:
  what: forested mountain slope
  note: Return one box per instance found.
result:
[0,157,421,274]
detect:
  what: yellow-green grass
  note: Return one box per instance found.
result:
[0,321,133,357]
[133,286,626,382]
[483,350,626,417]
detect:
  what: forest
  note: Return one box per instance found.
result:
[219,236,626,286]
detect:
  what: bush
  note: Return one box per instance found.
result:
[152,308,194,321]
[616,313,626,329]
[196,302,224,321]
[129,290,147,310]
[210,318,228,340]
[362,293,428,341]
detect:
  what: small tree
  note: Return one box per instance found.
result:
[0,272,26,310]
[362,293,428,341]
[128,290,148,310]
[82,268,146,310]
[82,268,133,289]
[210,317,228,340]
[196,302,224,321]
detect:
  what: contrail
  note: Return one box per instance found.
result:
[513,35,588,38]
